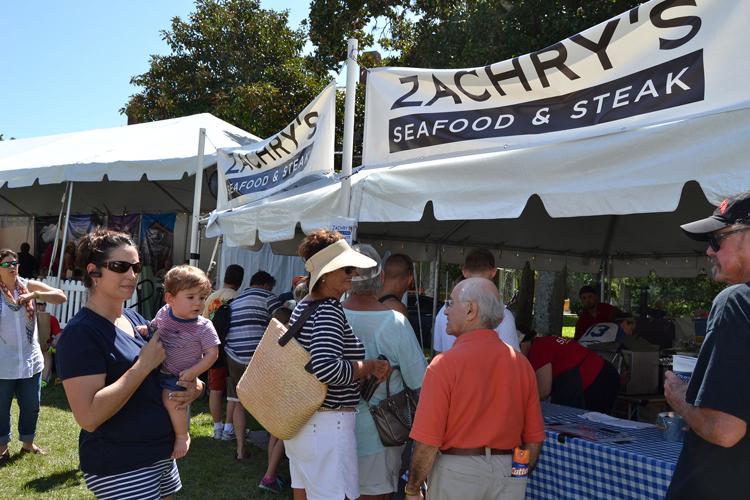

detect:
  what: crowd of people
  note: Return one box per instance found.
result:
[0,190,748,499]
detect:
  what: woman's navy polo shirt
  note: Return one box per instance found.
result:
[56,307,173,475]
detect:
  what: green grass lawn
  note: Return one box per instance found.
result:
[562,314,578,338]
[1,384,291,499]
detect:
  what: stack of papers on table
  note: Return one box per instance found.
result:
[579,412,655,429]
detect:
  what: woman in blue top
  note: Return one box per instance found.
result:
[342,245,427,500]
[56,230,204,499]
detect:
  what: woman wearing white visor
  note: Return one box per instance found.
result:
[286,230,391,500]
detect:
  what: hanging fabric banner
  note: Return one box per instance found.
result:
[362,0,750,167]
[140,214,175,275]
[67,214,96,244]
[216,81,336,209]
[35,216,59,275]
[108,214,141,243]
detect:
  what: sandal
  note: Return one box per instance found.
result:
[20,445,46,455]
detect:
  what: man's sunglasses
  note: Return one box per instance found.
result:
[103,261,143,274]
[0,261,18,268]
[342,266,355,275]
[708,226,750,252]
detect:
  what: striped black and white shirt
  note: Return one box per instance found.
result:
[290,298,365,408]
[224,287,281,364]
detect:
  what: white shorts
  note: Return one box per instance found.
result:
[284,411,359,500]
[358,445,405,495]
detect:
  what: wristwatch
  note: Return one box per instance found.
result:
[404,485,420,496]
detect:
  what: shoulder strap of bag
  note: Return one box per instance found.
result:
[278,300,323,347]
[365,365,403,403]
[378,294,400,304]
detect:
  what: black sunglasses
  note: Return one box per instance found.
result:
[342,266,355,275]
[708,226,750,252]
[0,261,18,268]
[103,261,143,274]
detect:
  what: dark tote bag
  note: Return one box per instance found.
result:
[366,366,419,447]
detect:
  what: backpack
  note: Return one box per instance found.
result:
[211,299,233,369]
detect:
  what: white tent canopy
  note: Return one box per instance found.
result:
[0,113,259,188]
[0,113,259,217]
[207,107,750,277]
[0,113,261,275]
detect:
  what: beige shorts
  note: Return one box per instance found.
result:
[358,445,405,495]
[284,411,359,500]
[427,453,527,500]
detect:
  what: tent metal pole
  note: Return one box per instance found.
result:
[189,128,206,267]
[342,38,358,218]
[206,235,222,277]
[412,265,424,349]
[430,246,441,357]
[48,184,68,283]
[599,215,618,302]
[55,182,74,285]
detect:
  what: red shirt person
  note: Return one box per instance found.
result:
[522,333,620,414]
[574,285,622,340]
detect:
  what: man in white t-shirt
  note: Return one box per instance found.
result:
[432,248,520,353]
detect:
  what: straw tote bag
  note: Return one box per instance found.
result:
[236,301,326,439]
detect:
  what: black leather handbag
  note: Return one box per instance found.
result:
[366,366,419,447]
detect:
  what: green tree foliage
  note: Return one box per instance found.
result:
[567,271,725,318]
[619,274,725,318]
[123,0,328,137]
[308,0,642,71]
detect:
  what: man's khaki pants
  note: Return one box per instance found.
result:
[427,454,527,500]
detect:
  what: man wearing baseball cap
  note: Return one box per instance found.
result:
[665,191,750,499]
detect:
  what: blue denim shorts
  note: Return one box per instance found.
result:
[157,372,186,392]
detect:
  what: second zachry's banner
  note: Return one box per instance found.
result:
[217,81,336,209]
[362,0,750,167]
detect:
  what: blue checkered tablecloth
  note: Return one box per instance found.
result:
[526,403,683,499]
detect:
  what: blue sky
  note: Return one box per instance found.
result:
[0,0,310,139]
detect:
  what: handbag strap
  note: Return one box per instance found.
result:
[365,365,402,403]
[278,300,323,347]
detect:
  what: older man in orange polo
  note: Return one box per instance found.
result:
[404,278,545,500]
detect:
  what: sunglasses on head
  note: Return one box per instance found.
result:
[708,226,750,252]
[0,261,18,268]
[103,261,143,274]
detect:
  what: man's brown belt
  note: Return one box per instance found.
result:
[441,447,513,456]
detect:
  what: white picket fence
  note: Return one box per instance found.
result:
[40,278,139,328]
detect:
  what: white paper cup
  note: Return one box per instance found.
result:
[673,355,697,381]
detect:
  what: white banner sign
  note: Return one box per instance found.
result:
[362,0,750,167]
[217,82,336,209]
